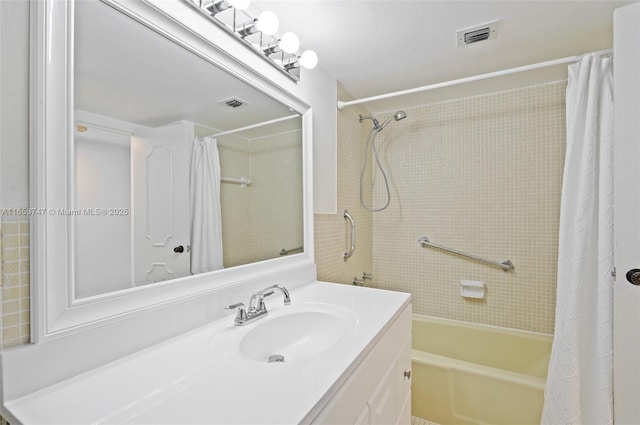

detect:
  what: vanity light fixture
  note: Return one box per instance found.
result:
[203,0,250,15]
[185,0,318,81]
[279,32,300,54]
[262,32,299,57]
[285,50,319,70]
[299,50,319,69]
[237,10,279,37]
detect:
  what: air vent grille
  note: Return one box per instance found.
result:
[457,21,499,47]
[220,97,247,108]
[464,28,491,44]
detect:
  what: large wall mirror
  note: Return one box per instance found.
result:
[73,0,303,298]
[31,0,313,340]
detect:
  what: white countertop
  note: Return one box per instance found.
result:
[5,282,411,425]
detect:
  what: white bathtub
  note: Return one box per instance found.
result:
[411,315,552,425]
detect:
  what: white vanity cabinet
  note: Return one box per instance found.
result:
[311,304,412,425]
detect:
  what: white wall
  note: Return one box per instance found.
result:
[75,131,132,298]
[0,0,29,208]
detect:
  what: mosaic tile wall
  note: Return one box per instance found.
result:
[369,82,566,334]
[196,126,303,268]
[249,131,303,262]
[1,217,31,348]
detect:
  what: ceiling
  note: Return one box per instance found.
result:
[252,0,635,113]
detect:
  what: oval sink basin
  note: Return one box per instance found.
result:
[238,309,354,362]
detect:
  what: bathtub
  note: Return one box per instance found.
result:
[411,315,553,425]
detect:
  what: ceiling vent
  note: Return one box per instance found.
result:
[457,21,499,47]
[220,97,247,108]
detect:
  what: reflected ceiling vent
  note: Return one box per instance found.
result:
[457,21,499,47]
[220,97,247,108]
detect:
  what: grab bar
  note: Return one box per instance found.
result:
[221,176,251,187]
[343,210,356,261]
[279,246,303,255]
[418,236,515,271]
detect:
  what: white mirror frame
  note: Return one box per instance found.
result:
[30,0,314,342]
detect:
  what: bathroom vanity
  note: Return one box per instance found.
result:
[2,282,411,424]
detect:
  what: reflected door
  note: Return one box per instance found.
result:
[132,122,191,285]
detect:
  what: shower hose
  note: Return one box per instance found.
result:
[360,127,391,212]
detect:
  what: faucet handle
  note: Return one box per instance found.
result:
[225,302,245,310]
[255,290,275,311]
[225,302,247,324]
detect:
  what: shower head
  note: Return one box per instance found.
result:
[359,111,407,131]
[394,110,408,121]
[379,110,407,131]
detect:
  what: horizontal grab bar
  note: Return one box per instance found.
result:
[418,236,515,272]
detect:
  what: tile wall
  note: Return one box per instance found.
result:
[369,82,566,334]
[249,130,304,262]
[196,126,303,268]
[1,217,31,348]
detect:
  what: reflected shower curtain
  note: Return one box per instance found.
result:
[190,136,224,274]
[542,53,614,425]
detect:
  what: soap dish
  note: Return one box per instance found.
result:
[460,280,485,299]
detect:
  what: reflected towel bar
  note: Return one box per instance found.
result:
[418,236,514,272]
[279,246,303,255]
[221,176,251,187]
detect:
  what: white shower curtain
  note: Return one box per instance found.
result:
[190,136,224,274]
[541,53,614,425]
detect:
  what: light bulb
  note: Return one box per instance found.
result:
[256,10,279,35]
[299,50,318,69]
[227,0,250,9]
[278,32,300,54]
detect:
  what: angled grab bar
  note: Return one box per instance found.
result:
[418,236,515,272]
[343,210,356,261]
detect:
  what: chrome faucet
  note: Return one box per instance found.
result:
[353,272,373,286]
[225,284,291,326]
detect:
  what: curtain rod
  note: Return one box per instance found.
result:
[337,48,612,110]
[207,114,300,138]
[74,120,133,136]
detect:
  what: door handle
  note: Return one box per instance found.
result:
[173,245,184,253]
[625,269,640,285]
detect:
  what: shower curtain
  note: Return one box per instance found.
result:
[542,53,614,425]
[190,136,224,274]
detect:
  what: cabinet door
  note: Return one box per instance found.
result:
[370,362,397,425]
[396,335,412,425]
[354,404,371,425]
